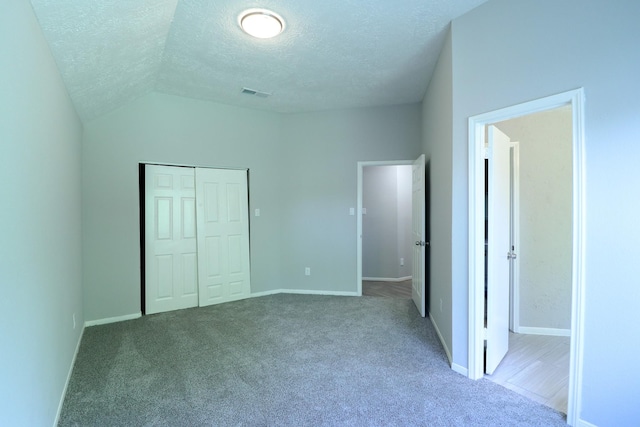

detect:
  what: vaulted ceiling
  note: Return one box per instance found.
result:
[30,0,487,122]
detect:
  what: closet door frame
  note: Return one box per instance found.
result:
[139,163,251,315]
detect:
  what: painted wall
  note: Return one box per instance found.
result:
[82,96,421,321]
[362,165,412,280]
[273,105,421,293]
[422,29,454,363]
[450,0,640,424]
[0,1,84,425]
[496,108,572,331]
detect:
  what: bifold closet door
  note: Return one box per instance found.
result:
[196,168,251,307]
[145,165,199,314]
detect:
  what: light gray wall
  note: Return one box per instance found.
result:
[278,105,421,292]
[496,108,572,331]
[450,0,640,424]
[362,166,412,279]
[82,96,421,320]
[0,1,84,425]
[422,29,454,360]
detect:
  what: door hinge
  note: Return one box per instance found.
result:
[483,328,488,341]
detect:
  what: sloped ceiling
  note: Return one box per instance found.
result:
[30,0,487,122]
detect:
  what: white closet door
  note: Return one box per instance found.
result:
[196,168,251,306]
[145,165,199,314]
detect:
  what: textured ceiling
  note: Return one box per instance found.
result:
[30,0,487,122]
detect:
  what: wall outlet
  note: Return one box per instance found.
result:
[440,299,443,313]
[349,207,355,216]
[73,313,76,329]
[255,208,260,217]
[305,267,311,276]
[400,257,404,266]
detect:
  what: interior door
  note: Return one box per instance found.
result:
[411,154,426,317]
[485,125,512,374]
[144,165,199,314]
[196,168,251,307]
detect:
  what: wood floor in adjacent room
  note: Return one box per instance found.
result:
[362,280,412,298]
[485,332,570,414]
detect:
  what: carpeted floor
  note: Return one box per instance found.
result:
[59,294,567,426]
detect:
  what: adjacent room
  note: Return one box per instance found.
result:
[2,1,639,426]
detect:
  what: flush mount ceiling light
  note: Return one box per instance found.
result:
[239,9,284,39]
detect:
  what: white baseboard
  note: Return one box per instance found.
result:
[279,289,359,297]
[54,325,85,427]
[84,312,141,327]
[517,326,571,337]
[429,314,453,366]
[452,363,468,377]
[249,289,283,298]
[251,289,359,298]
[575,418,598,427]
[362,276,412,282]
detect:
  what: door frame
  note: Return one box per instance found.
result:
[467,88,586,426]
[356,160,413,296]
[139,161,251,315]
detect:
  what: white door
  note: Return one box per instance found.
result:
[412,154,426,317]
[485,125,512,374]
[145,165,199,315]
[196,168,251,306]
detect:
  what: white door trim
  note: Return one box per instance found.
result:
[356,160,413,296]
[467,88,586,426]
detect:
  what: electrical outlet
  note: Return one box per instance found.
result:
[440,299,443,312]
[400,258,404,266]
[305,267,311,276]
[73,313,76,329]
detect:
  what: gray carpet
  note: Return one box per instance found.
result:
[59,294,566,426]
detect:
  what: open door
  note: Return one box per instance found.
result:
[411,154,426,317]
[485,126,512,374]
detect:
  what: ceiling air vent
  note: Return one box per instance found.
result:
[241,87,271,98]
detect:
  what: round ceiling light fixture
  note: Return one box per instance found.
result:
[239,9,284,39]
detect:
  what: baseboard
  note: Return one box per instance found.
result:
[518,326,571,337]
[54,325,85,427]
[84,312,142,327]
[452,363,468,377]
[249,289,283,298]
[575,418,598,427]
[251,289,359,298]
[429,313,453,366]
[362,276,412,282]
[279,289,359,297]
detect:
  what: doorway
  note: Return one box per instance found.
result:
[468,89,586,426]
[485,108,573,413]
[356,157,428,317]
[140,163,252,315]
